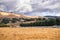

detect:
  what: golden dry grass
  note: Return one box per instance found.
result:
[0,28,60,40]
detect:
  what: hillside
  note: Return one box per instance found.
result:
[0,11,40,18]
[0,11,49,27]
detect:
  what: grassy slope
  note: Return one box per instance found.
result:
[0,28,60,40]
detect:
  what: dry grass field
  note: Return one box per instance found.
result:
[0,27,60,40]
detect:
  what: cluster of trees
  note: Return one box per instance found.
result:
[0,17,42,24]
[1,17,60,27]
[20,18,60,26]
[0,18,21,27]
[0,18,21,24]
[0,18,35,27]
[56,18,60,25]
[1,18,10,24]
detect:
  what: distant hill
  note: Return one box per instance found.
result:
[0,11,40,18]
[45,16,60,19]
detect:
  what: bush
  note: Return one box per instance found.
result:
[0,24,10,27]
[24,18,35,22]
[11,18,19,23]
[56,18,60,25]
[1,18,10,24]
[45,19,56,26]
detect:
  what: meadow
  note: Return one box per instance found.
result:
[0,27,60,40]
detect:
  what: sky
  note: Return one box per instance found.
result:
[0,0,60,16]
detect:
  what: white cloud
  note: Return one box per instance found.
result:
[15,0,32,12]
[55,13,60,16]
[28,12,56,16]
[31,0,60,10]
[0,0,32,13]
[0,0,17,12]
[30,0,60,16]
[0,0,60,16]
[0,5,5,11]
[45,3,60,9]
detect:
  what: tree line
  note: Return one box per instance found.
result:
[0,17,60,27]
[20,18,60,26]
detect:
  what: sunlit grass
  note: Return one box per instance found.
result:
[0,28,59,40]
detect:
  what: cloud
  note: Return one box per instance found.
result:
[31,0,60,11]
[0,0,32,13]
[30,0,60,16]
[26,11,56,16]
[0,0,17,12]
[0,5,5,11]
[15,0,32,13]
[0,0,60,16]
[55,13,60,16]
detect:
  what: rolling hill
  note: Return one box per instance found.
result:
[0,11,40,18]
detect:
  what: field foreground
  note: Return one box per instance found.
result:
[0,28,60,40]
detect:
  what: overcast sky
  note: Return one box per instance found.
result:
[0,0,60,16]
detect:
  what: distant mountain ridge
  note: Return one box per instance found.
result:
[45,16,60,18]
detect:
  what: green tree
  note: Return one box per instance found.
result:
[1,18,10,24]
[11,18,19,23]
[56,18,60,25]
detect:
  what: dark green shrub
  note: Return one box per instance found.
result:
[11,18,18,23]
[24,18,35,21]
[56,18,60,25]
[0,24,10,27]
[1,18,10,24]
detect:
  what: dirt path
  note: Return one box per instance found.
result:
[0,28,60,40]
